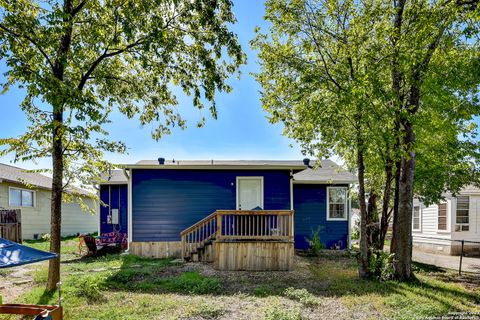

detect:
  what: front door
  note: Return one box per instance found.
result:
[236,177,264,210]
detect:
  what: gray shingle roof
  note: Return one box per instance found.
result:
[99,169,128,184]
[106,159,356,184]
[0,163,92,195]
[293,159,357,183]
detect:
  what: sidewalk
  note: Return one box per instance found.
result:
[413,250,480,273]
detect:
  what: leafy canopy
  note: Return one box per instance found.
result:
[0,0,245,190]
[252,0,480,203]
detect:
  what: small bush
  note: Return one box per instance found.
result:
[283,287,319,307]
[254,285,274,297]
[368,250,395,280]
[305,227,325,256]
[264,303,302,320]
[70,275,106,303]
[155,272,221,294]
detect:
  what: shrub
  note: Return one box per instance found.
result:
[368,250,395,280]
[70,275,106,303]
[305,227,325,256]
[283,287,319,307]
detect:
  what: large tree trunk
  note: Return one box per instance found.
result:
[393,120,415,280]
[357,135,370,278]
[46,0,74,291]
[47,108,64,291]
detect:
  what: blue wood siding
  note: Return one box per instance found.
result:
[100,184,128,235]
[132,169,291,242]
[293,184,348,250]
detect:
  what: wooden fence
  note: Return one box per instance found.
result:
[0,209,22,243]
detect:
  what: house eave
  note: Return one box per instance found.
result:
[293,180,356,185]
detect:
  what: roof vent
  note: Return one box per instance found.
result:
[158,157,165,165]
[303,158,310,166]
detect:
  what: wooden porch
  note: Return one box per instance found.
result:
[180,210,294,271]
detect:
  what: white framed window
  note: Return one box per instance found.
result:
[327,187,347,221]
[413,206,421,231]
[9,187,35,207]
[455,196,469,232]
[437,202,448,232]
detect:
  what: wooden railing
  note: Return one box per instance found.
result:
[180,211,218,259]
[216,210,294,241]
[180,210,294,259]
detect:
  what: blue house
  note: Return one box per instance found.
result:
[98,159,356,270]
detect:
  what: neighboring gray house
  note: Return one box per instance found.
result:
[0,163,97,239]
[413,186,480,256]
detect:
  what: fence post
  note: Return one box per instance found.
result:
[459,240,464,276]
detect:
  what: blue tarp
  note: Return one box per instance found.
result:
[0,238,57,269]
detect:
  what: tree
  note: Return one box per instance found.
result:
[253,0,479,280]
[0,0,245,290]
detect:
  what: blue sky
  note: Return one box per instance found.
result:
[0,1,304,171]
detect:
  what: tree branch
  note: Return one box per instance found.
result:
[0,23,55,71]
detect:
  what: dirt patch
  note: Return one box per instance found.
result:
[0,263,39,303]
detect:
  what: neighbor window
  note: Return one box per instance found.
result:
[327,187,347,220]
[413,206,421,231]
[9,188,34,207]
[438,203,447,231]
[456,196,469,232]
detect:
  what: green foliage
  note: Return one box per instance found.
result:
[0,0,245,198]
[254,285,275,297]
[68,274,106,303]
[368,250,395,281]
[154,272,222,294]
[306,227,325,256]
[252,0,480,220]
[283,287,319,307]
[264,301,302,320]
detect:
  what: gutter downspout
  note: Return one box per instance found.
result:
[348,185,352,250]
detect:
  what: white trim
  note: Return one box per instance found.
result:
[290,171,294,210]
[412,205,422,232]
[293,179,357,184]
[436,201,450,233]
[236,176,264,210]
[97,188,101,235]
[127,169,133,249]
[97,181,128,185]
[347,187,352,249]
[326,186,348,221]
[8,186,36,208]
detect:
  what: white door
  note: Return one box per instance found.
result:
[236,177,264,210]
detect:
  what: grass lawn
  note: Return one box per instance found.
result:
[1,238,479,320]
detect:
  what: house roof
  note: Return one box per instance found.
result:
[106,159,356,184]
[293,159,357,184]
[131,159,309,170]
[0,163,92,196]
[99,169,128,185]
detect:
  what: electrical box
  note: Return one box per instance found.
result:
[111,209,119,225]
[108,209,119,224]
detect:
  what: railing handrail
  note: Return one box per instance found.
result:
[180,211,217,236]
[216,210,293,215]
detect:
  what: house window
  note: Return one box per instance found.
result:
[327,187,347,220]
[438,203,447,231]
[9,188,34,207]
[413,206,421,231]
[456,196,469,232]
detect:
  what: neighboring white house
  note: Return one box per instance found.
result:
[0,163,97,239]
[412,185,480,256]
